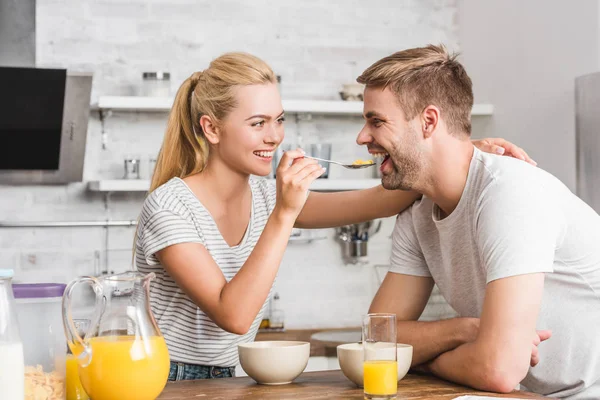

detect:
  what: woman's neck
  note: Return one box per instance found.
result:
[187,157,251,204]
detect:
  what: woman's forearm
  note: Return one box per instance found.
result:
[218,208,296,332]
[295,186,420,229]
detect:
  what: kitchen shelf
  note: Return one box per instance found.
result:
[87,179,382,193]
[94,96,494,116]
[88,180,151,192]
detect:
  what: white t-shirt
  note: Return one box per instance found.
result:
[136,177,276,367]
[390,147,600,399]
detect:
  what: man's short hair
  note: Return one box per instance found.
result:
[357,44,474,136]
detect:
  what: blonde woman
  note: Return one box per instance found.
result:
[135,52,533,381]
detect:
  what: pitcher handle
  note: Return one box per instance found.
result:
[62,276,104,366]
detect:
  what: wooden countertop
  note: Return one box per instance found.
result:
[157,370,548,399]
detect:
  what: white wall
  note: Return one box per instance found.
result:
[0,0,459,328]
[458,0,600,191]
[0,0,36,67]
[5,0,597,328]
[6,0,596,329]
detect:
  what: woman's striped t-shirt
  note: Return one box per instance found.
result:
[136,177,276,367]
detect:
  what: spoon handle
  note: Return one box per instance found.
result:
[304,155,344,166]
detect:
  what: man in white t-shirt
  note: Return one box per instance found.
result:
[357,45,600,399]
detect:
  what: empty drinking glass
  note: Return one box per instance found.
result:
[124,155,141,180]
[271,144,294,178]
[308,143,332,179]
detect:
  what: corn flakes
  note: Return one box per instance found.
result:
[352,159,375,165]
[24,365,65,400]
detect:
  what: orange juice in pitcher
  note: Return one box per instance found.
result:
[66,354,89,400]
[78,336,169,400]
[63,272,171,400]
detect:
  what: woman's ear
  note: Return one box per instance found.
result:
[200,115,219,145]
[421,105,440,139]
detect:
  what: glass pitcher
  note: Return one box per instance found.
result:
[62,272,170,400]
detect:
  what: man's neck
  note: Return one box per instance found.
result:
[418,136,474,218]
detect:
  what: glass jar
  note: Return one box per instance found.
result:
[124,155,141,180]
[269,293,285,330]
[13,283,67,400]
[141,72,171,97]
[276,75,282,97]
[0,269,25,400]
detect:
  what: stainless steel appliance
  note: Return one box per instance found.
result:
[0,67,92,184]
[576,72,600,212]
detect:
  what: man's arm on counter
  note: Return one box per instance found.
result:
[369,272,480,367]
[426,273,548,393]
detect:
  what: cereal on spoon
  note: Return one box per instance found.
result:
[352,159,375,165]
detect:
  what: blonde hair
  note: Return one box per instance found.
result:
[357,44,473,135]
[149,52,277,192]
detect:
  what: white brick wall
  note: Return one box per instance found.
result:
[0,0,459,328]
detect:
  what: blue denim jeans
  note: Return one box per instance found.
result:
[168,361,236,381]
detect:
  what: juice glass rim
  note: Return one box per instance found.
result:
[365,313,396,318]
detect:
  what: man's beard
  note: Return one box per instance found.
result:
[381,139,422,191]
[381,157,420,190]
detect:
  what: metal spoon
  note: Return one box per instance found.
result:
[305,156,376,170]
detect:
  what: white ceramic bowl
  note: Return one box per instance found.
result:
[238,341,310,385]
[337,343,413,387]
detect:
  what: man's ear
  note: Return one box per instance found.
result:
[421,105,440,139]
[200,115,219,145]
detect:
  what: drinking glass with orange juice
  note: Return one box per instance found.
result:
[363,313,397,399]
[62,272,170,400]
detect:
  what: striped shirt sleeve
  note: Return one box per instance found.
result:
[140,208,204,266]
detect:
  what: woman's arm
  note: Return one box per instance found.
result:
[156,151,323,335]
[295,187,418,229]
[296,138,535,229]
[157,211,294,335]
